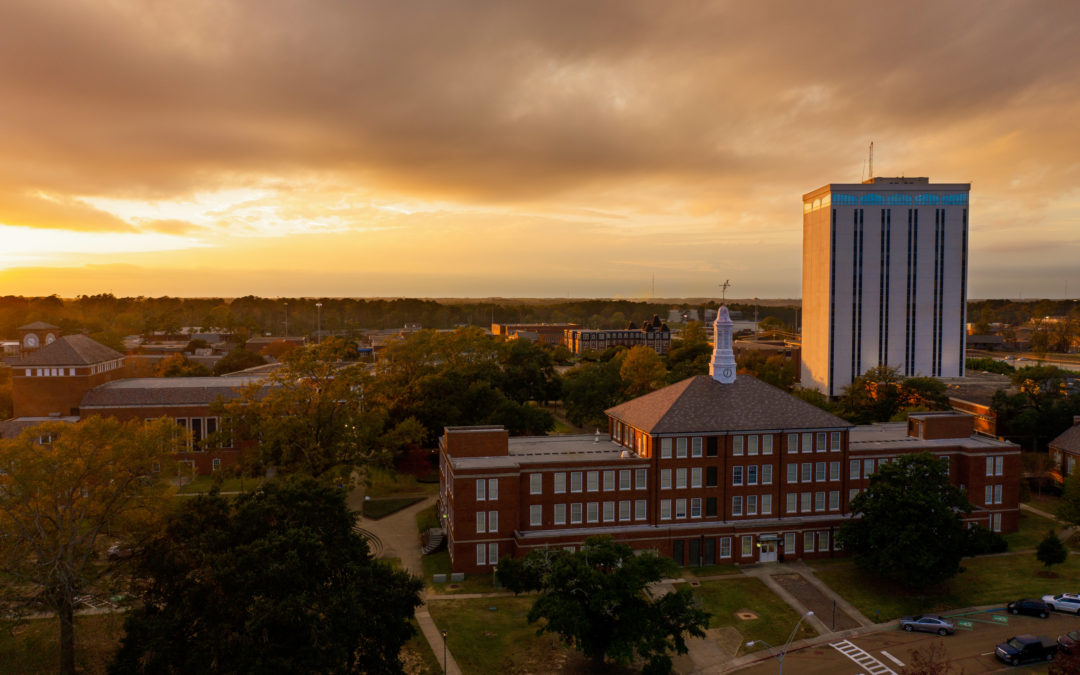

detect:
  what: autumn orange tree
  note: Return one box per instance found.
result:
[0,417,180,675]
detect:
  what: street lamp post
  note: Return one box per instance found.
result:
[316,302,323,345]
[747,610,813,674]
[441,629,447,674]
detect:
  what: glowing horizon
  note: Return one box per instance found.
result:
[2,1,1079,299]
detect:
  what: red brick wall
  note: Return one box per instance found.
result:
[12,370,122,417]
[444,428,508,458]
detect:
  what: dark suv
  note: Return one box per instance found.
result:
[1007,599,1050,618]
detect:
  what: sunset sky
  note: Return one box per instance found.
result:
[1,1,1078,299]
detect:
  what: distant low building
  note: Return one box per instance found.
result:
[491,323,578,345]
[564,315,671,355]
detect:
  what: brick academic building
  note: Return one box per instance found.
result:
[1,323,263,475]
[438,307,1020,573]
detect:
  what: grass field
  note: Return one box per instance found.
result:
[402,619,443,675]
[811,553,1080,622]
[427,597,605,674]
[683,563,742,578]
[363,496,426,520]
[421,551,498,594]
[1006,508,1066,550]
[691,578,816,651]
[0,613,126,675]
[366,466,439,498]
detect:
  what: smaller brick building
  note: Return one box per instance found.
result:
[1050,417,1080,481]
[564,315,671,355]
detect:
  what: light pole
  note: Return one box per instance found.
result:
[283,301,288,338]
[747,610,813,674]
[316,302,323,345]
[441,629,447,674]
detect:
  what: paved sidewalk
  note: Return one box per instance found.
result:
[350,491,464,675]
[673,561,877,675]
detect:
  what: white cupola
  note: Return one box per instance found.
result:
[709,305,737,384]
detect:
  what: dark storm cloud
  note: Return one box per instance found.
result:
[1,0,1078,217]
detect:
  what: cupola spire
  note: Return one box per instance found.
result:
[709,306,737,384]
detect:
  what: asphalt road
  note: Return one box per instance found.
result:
[734,608,1080,674]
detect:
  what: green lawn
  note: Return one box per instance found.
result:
[402,619,443,675]
[683,563,742,578]
[691,578,816,651]
[416,503,441,535]
[421,551,498,594]
[365,466,439,498]
[0,613,126,674]
[362,496,425,520]
[426,597,592,674]
[1007,509,1066,551]
[811,553,1080,622]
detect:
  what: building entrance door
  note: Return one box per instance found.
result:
[759,540,778,563]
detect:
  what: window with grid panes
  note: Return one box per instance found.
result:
[603,470,614,491]
[787,464,798,483]
[720,537,731,558]
[587,502,599,522]
[802,433,813,453]
[814,492,825,511]
[815,462,826,482]
[661,469,672,489]
[587,471,599,492]
[619,501,631,521]
[676,468,687,489]
[787,433,798,453]
[692,437,702,457]
[762,494,772,514]
[555,472,567,493]
[831,432,841,451]
[748,465,758,485]
[675,499,687,518]
[733,436,744,455]
[571,472,582,492]
[571,503,582,523]
[555,504,566,524]
[747,495,757,515]
[690,498,702,517]
[530,473,542,494]
[677,438,687,458]
[691,467,702,488]
[762,464,773,484]
[748,435,758,455]
[829,491,839,510]
[661,438,672,458]
[603,501,615,521]
[732,466,743,485]
[763,435,773,454]
[660,499,672,520]
[732,496,743,516]
[786,493,797,513]
[636,469,647,489]
[619,470,631,490]
[635,500,647,520]
[530,504,542,526]
[816,432,826,452]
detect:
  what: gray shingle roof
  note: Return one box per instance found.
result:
[15,335,124,366]
[80,376,268,407]
[1050,424,1080,454]
[605,375,852,434]
[18,321,60,330]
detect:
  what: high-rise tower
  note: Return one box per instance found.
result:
[801,177,971,396]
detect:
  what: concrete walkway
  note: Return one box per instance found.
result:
[351,491,463,675]
[673,562,875,675]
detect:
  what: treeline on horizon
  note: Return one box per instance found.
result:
[0,294,794,343]
[1,294,1077,346]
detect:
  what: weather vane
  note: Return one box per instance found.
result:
[719,279,731,304]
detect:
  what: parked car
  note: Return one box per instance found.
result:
[1043,593,1080,614]
[1057,630,1080,654]
[898,614,955,636]
[1007,599,1050,618]
[996,634,1058,666]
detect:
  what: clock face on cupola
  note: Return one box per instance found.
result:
[24,333,39,348]
[45,333,56,344]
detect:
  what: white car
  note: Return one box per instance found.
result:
[1042,593,1080,614]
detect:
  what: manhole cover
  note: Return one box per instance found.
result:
[735,610,759,620]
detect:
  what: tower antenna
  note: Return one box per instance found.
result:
[719,279,731,304]
[868,141,874,180]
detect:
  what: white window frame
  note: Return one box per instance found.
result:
[803,533,815,553]
[762,464,773,485]
[741,535,753,557]
[619,469,631,490]
[818,531,830,552]
[732,466,743,486]
[587,502,599,523]
[554,503,567,524]
[554,472,567,493]
[675,498,687,519]
[784,532,796,553]
[829,490,840,511]
[732,495,743,516]
[476,479,486,501]
[476,543,487,565]
[530,504,542,526]
[787,464,798,483]
[733,436,744,456]
[748,465,758,485]
[570,503,583,524]
[691,467,702,488]
[720,537,732,558]
[690,498,702,518]
[747,495,758,515]
[635,468,647,490]
[476,512,486,533]
[619,500,631,521]
[786,493,797,513]
[676,468,687,489]
[603,501,615,522]
[635,500,647,520]
[762,435,773,455]
[488,478,498,501]
[815,491,825,512]
[831,431,841,451]
[762,494,772,515]
[660,499,672,520]
[787,433,798,453]
[587,471,599,492]
[692,437,703,458]
[571,472,583,493]
[661,438,672,459]
[677,438,688,458]
[530,473,542,495]
[661,469,672,489]
[488,511,498,533]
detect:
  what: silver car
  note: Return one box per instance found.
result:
[1042,593,1080,614]
[899,614,955,636]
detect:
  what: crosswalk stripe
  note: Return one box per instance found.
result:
[829,640,898,675]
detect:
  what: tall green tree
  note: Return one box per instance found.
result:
[1059,470,1080,527]
[496,537,708,674]
[1036,530,1067,572]
[562,357,628,428]
[620,345,668,397]
[220,338,418,477]
[0,418,179,675]
[110,477,422,674]
[838,452,972,588]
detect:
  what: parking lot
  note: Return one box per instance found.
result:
[734,608,1080,674]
